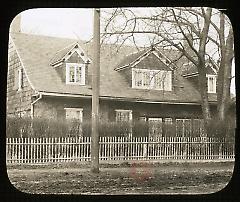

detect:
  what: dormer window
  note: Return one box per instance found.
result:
[132,68,172,91]
[207,74,216,93]
[66,63,85,85]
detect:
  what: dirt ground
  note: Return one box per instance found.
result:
[7,161,234,195]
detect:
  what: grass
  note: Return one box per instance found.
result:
[7,161,234,195]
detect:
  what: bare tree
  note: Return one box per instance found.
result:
[101,7,234,132]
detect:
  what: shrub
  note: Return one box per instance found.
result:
[6,117,32,138]
[6,115,235,139]
[206,117,235,140]
[132,121,149,137]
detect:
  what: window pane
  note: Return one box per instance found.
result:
[176,119,184,137]
[176,119,191,137]
[208,77,215,92]
[132,68,172,91]
[18,69,23,90]
[65,108,83,121]
[164,118,172,125]
[69,66,75,82]
[163,71,171,91]
[154,71,163,89]
[149,118,163,137]
[76,66,82,83]
[134,70,143,87]
[142,71,150,87]
[116,110,132,122]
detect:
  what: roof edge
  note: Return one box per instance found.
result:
[9,35,36,91]
[114,48,152,71]
[37,91,217,105]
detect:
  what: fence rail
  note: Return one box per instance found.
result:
[6,137,235,164]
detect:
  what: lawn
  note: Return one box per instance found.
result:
[7,161,234,195]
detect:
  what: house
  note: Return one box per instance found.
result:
[7,16,218,137]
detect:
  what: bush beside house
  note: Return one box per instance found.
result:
[6,116,235,139]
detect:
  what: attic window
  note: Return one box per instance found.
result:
[66,63,85,85]
[132,68,172,91]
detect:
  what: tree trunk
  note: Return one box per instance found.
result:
[197,8,212,133]
[198,63,212,131]
[217,27,234,121]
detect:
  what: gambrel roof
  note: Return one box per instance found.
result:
[10,32,217,104]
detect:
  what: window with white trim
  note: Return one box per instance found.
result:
[176,119,192,137]
[132,68,172,91]
[193,119,205,136]
[65,108,83,121]
[66,63,85,85]
[207,74,216,93]
[15,68,23,91]
[115,110,132,122]
[148,118,163,137]
[164,118,173,125]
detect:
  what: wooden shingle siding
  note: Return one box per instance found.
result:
[7,39,35,116]
[134,52,171,71]
[55,63,66,83]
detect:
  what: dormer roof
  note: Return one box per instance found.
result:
[182,61,217,78]
[50,42,91,66]
[114,46,177,71]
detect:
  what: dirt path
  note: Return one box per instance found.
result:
[7,161,234,194]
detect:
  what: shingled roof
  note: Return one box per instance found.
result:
[182,62,217,77]
[10,32,217,104]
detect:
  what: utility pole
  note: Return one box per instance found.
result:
[91,8,100,173]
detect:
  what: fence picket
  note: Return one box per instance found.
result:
[6,136,235,164]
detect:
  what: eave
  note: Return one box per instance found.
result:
[37,91,217,105]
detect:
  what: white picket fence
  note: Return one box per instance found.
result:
[6,136,235,164]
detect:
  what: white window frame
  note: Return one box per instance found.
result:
[206,74,217,93]
[164,118,173,125]
[132,68,172,91]
[18,68,23,91]
[148,117,163,137]
[64,108,83,122]
[66,63,85,85]
[115,109,133,122]
[176,118,192,137]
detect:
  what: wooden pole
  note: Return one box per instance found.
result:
[91,8,100,173]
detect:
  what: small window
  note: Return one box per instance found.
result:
[15,68,23,91]
[66,63,85,85]
[115,110,132,122]
[65,108,83,121]
[207,75,216,93]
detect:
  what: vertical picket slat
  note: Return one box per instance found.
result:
[6,136,235,164]
[83,136,86,161]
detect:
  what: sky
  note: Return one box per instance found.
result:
[17,8,235,95]
[21,8,94,40]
